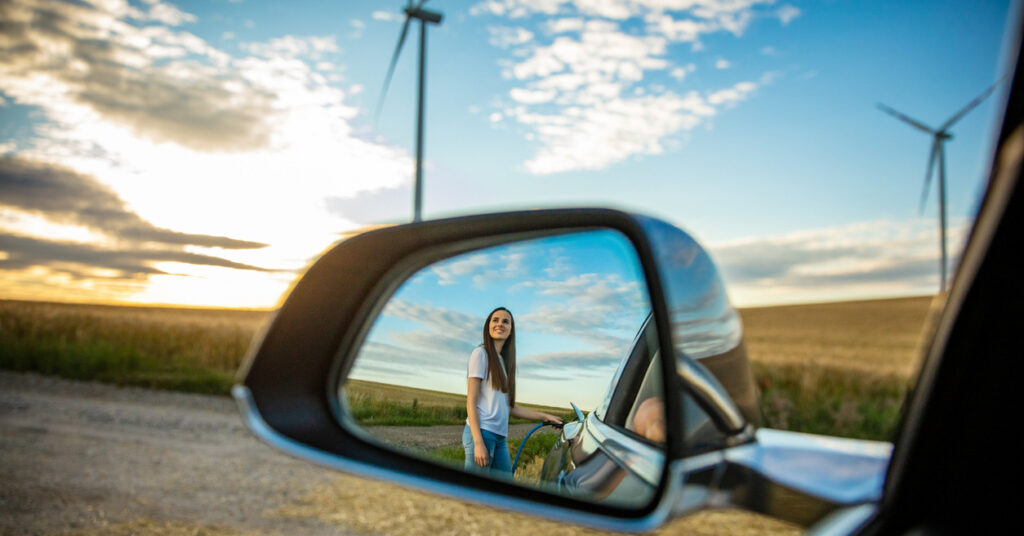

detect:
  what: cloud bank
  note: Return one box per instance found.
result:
[0,0,414,305]
[474,0,800,173]
[0,157,266,250]
[710,219,968,305]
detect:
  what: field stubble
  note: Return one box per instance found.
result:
[0,296,937,440]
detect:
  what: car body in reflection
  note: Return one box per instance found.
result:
[538,311,891,521]
[538,314,665,507]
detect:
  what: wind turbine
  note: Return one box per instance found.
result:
[877,76,1006,292]
[376,0,443,223]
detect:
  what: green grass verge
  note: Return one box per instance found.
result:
[347,393,575,427]
[755,362,910,441]
[348,394,468,426]
[427,430,560,485]
[344,379,575,427]
[0,334,234,395]
[429,430,560,465]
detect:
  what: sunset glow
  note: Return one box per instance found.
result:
[0,0,1012,308]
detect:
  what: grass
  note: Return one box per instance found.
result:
[0,299,268,395]
[426,430,561,485]
[0,296,938,440]
[754,362,909,439]
[345,379,576,427]
[740,295,935,440]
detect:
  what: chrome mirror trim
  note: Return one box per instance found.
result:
[586,412,665,486]
[725,429,892,505]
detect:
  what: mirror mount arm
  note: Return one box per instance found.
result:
[675,353,748,435]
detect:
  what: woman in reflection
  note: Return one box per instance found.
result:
[464,307,563,474]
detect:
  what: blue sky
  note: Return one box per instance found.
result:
[349,229,650,407]
[0,0,1015,308]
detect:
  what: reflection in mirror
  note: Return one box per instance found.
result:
[338,229,663,508]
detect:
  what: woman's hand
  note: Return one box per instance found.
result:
[543,413,564,426]
[511,405,566,425]
[474,441,489,467]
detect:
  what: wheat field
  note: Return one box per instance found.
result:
[0,295,936,439]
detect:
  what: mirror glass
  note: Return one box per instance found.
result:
[337,229,664,508]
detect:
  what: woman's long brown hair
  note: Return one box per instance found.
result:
[482,307,516,407]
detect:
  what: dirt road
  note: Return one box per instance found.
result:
[0,371,798,536]
[0,371,351,535]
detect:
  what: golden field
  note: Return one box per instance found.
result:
[0,295,936,439]
[741,295,935,379]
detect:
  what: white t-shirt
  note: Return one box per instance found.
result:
[466,346,510,437]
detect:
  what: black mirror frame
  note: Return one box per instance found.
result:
[233,208,683,531]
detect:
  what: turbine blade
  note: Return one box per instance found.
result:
[939,73,1010,131]
[374,16,413,122]
[877,103,935,134]
[919,139,940,214]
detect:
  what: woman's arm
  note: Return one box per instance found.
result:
[510,405,564,425]
[466,377,489,467]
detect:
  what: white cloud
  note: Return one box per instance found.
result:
[776,4,801,25]
[222,31,236,41]
[426,248,528,289]
[146,1,196,26]
[761,45,777,56]
[643,13,715,43]
[669,63,697,82]
[0,0,413,305]
[488,26,535,48]
[546,18,584,33]
[471,0,565,18]
[711,219,969,306]
[574,0,632,19]
[760,70,782,85]
[380,300,482,345]
[431,253,494,286]
[707,80,757,105]
[474,0,776,24]
[240,35,340,60]
[372,10,402,22]
[520,91,715,174]
[509,88,558,103]
[350,18,365,39]
[528,272,644,310]
[474,0,787,174]
[360,300,483,370]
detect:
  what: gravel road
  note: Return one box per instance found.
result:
[0,371,799,536]
[0,371,350,536]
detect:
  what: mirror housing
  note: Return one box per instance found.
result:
[234,208,757,530]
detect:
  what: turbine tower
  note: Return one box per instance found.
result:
[877,77,1006,292]
[376,0,443,223]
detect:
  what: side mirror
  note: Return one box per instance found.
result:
[231,209,774,530]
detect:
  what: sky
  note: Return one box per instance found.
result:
[349,229,650,407]
[0,0,1016,310]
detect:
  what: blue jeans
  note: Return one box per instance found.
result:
[462,425,512,474]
